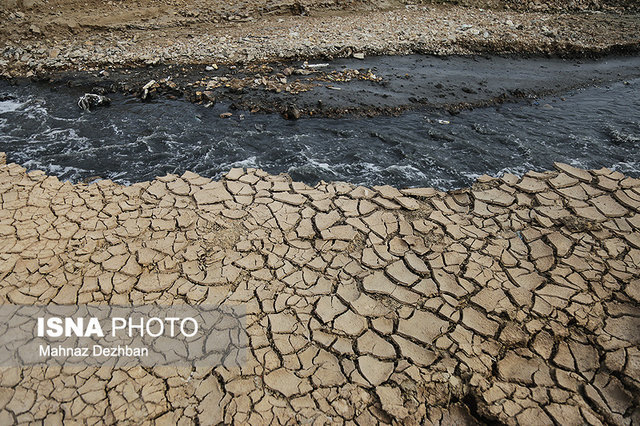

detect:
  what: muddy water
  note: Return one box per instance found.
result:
[1,56,639,189]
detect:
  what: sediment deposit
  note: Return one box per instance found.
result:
[0,151,638,424]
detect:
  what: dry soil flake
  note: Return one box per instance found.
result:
[0,153,639,424]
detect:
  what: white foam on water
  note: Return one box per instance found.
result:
[0,99,26,114]
[46,163,84,177]
[299,157,336,173]
[228,156,259,169]
[384,164,429,181]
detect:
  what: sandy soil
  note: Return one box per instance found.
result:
[1,0,639,77]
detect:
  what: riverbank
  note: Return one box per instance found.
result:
[1,1,639,80]
[0,151,638,423]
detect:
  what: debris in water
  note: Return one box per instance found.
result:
[282,105,301,120]
[303,62,329,69]
[141,80,157,100]
[77,93,111,111]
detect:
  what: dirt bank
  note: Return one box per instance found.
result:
[0,151,639,423]
[1,0,639,79]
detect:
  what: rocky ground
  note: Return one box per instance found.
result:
[2,0,639,118]
[0,151,639,424]
[1,0,639,78]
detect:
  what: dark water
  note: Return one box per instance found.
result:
[1,76,639,189]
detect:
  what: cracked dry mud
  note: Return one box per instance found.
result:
[0,151,639,424]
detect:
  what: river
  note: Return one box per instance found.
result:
[1,55,639,189]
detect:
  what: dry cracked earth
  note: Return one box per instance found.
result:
[0,151,639,424]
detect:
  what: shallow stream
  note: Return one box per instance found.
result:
[1,56,639,189]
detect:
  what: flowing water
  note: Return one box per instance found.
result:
[1,58,639,190]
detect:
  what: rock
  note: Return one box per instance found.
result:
[220,112,233,118]
[282,105,301,120]
[77,93,111,111]
[140,80,157,100]
[202,90,215,103]
[290,2,307,15]
[23,0,44,8]
[353,52,365,59]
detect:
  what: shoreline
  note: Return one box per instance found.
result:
[2,4,639,78]
[3,0,639,119]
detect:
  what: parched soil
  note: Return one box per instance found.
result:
[0,151,639,423]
